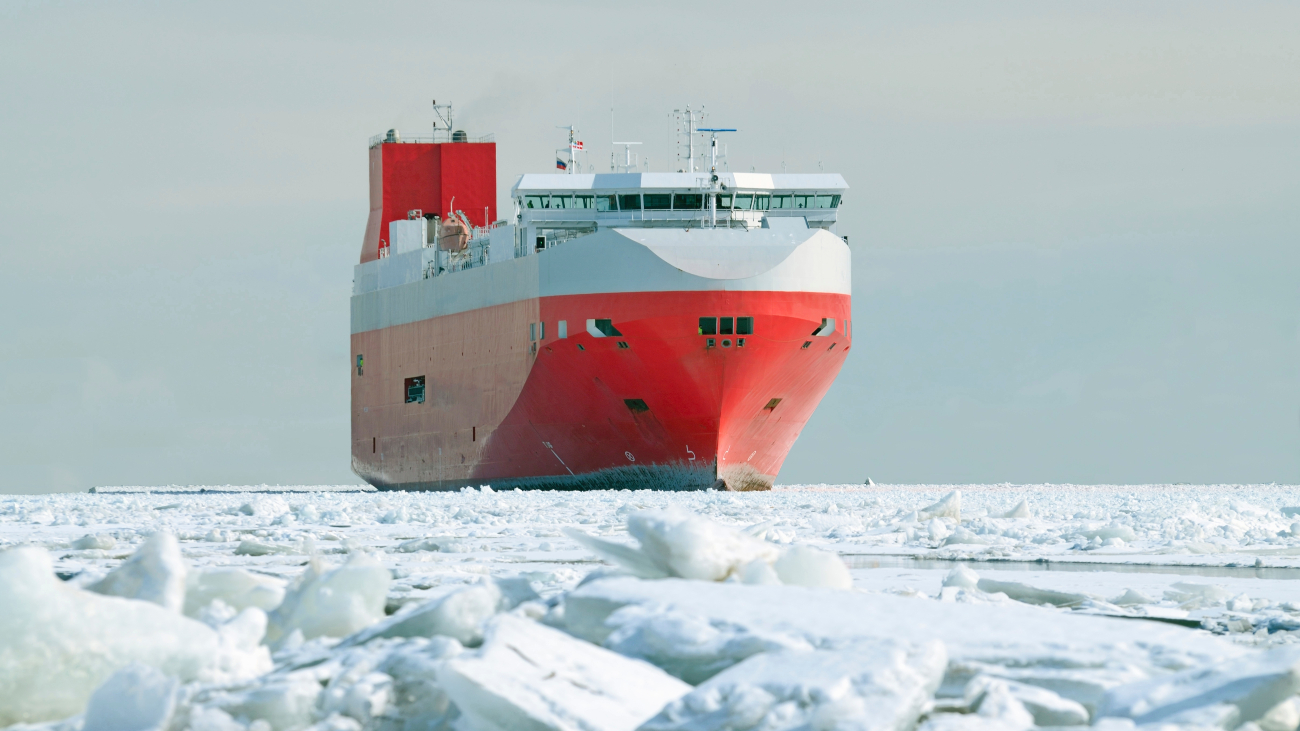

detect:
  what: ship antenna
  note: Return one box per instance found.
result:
[556,125,578,175]
[612,141,642,173]
[698,127,736,229]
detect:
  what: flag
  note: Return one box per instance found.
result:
[571,141,584,150]
[556,158,567,170]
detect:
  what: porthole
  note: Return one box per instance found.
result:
[721,339,732,348]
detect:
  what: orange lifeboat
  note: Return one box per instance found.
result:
[438,209,471,252]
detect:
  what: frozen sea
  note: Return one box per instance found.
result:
[4,483,1300,730]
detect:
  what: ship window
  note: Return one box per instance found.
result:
[737,338,745,347]
[733,194,752,210]
[771,194,793,209]
[754,194,771,210]
[715,194,732,210]
[698,317,717,335]
[551,194,570,209]
[535,235,545,251]
[812,318,835,337]
[529,323,536,341]
[540,322,545,339]
[801,341,811,349]
[721,339,732,348]
[707,338,715,347]
[558,320,568,338]
[617,341,629,349]
[737,317,753,335]
[720,317,734,335]
[618,194,641,211]
[794,195,814,209]
[596,194,616,211]
[404,376,426,404]
[574,195,594,209]
[673,193,703,210]
[356,354,364,376]
[524,195,546,209]
[828,342,837,351]
[576,343,585,351]
[643,193,671,210]
[624,398,650,413]
[816,194,840,209]
[588,318,622,337]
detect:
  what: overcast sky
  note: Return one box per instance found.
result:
[1,1,1296,493]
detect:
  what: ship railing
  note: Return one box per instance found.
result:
[368,131,496,148]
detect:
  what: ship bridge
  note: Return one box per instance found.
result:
[512,172,846,253]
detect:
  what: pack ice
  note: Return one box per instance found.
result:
[3,484,1300,731]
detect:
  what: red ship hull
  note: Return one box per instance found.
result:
[351,289,850,491]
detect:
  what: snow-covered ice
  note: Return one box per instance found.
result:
[3,483,1300,730]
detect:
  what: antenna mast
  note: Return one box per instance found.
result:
[432,100,453,142]
[612,141,642,173]
[698,127,736,228]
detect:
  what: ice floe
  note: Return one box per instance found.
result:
[3,483,1300,730]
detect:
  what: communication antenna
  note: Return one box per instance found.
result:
[612,141,642,173]
[697,128,736,174]
[432,100,453,141]
[555,125,581,174]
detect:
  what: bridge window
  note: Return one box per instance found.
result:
[574,195,594,209]
[524,195,547,209]
[794,195,813,209]
[771,194,792,209]
[720,317,734,335]
[643,193,671,210]
[618,194,641,211]
[715,194,732,210]
[551,194,571,209]
[733,194,753,210]
[737,317,753,335]
[698,317,717,335]
[596,195,616,211]
[754,194,771,210]
[673,193,703,210]
[404,376,426,404]
[816,194,840,209]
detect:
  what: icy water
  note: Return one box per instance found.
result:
[5,483,1300,729]
[842,554,1300,579]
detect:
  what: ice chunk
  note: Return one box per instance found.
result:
[439,613,690,731]
[184,569,287,618]
[1081,524,1137,542]
[921,491,961,520]
[73,534,117,551]
[568,507,780,582]
[943,527,988,546]
[943,567,980,590]
[82,663,178,731]
[739,558,781,586]
[340,577,536,648]
[965,675,1089,726]
[976,578,1091,608]
[0,546,270,725]
[1001,499,1032,519]
[640,639,947,731]
[567,576,1242,705]
[266,553,391,644]
[88,532,187,613]
[1111,588,1155,606]
[1099,644,1300,727]
[1261,698,1300,731]
[772,545,852,589]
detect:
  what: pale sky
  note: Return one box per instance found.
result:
[1,1,1296,493]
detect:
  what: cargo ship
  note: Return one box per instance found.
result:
[351,106,851,491]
